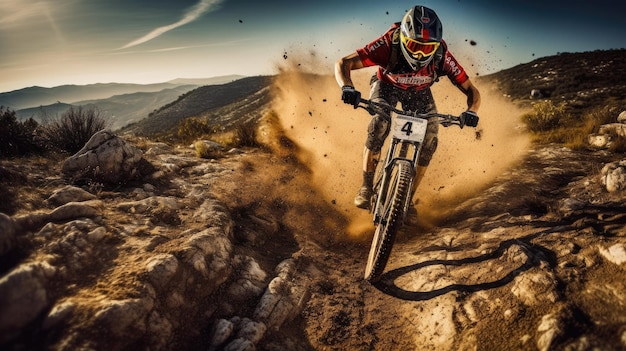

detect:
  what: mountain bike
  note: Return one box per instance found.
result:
[355,98,472,282]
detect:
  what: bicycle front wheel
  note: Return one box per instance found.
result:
[364,159,412,282]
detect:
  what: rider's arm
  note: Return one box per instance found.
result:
[460,78,481,112]
[335,52,364,88]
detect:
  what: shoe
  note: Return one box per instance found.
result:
[354,186,373,209]
[405,205,419,226]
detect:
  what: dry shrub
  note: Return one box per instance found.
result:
[177,116,213,144]
[39,106,107,153]
[233,123,260,148]
[584,105,621,132]
[522,100,568,132]
[194,141,212,159]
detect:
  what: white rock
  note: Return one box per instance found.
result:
[536,314,563,351]
[617,110,626,123]
[588,134,611,148]
[599,123,626,137]
[236,318,267,344]
[145,254,180,290]
[599,244,626,265]
[601,161,626,192]
[47,185,97,206]
[61,130,147,184]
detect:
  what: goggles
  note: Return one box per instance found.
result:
[400,33,440,58]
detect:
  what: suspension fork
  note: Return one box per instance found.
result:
[372,139,419,222]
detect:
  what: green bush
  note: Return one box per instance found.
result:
[0,106,41,158]
[522,100,568,132]
[39,106,108,153]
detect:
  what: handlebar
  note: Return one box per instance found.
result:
[356,98,467,128]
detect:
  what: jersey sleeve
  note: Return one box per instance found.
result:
[441,46,469,86]
[355,25,397,68]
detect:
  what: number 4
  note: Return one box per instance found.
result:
[401,121,413,136]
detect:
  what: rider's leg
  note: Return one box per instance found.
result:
[362,146,375,190]
[355,76,395,209]
[406,165,428,225]
[363,146,379,173]
[361,146,378,190]
[411,123,439,201]
[355,147,380,208]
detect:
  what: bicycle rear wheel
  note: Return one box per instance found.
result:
[364,159,412,282]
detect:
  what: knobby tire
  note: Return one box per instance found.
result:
[364,159,412,282]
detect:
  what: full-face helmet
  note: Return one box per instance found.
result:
[399,6,443,70]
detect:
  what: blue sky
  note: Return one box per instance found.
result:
[0,0,624,92]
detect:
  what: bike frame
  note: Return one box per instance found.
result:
[356,98,465,282]
[372,114,425,225]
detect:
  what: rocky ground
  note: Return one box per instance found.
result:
[1,127,626,351]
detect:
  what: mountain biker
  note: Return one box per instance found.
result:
[335,5,481,212]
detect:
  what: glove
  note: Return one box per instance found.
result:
[461,110,479,128]
[341,85,361,108]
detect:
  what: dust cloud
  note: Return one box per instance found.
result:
[270,56,530,240]
[417,81,531,226]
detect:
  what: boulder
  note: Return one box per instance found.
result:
[61,130,148,184]
[0,262,56,342]
[601,160,626,192]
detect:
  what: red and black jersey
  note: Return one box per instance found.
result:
[356,23,469,91]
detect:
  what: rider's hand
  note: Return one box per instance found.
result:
[341,85,361,108]
[461,110,479,128]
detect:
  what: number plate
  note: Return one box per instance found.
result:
[392,115,427,142]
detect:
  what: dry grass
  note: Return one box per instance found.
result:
[523,102,623,150]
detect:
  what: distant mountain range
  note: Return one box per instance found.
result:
[13,85,197,131]
[0,75,244,109]
[2,75,245,131]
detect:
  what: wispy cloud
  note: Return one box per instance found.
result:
[0,0,66,44]
[109,38,251,56]
[119,0,225,50]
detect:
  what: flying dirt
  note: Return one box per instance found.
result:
[270,64,531,239]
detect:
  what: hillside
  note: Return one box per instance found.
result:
[121,75,273,137]
[478,49,626,111]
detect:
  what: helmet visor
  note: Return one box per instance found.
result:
[400,33,440,59]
